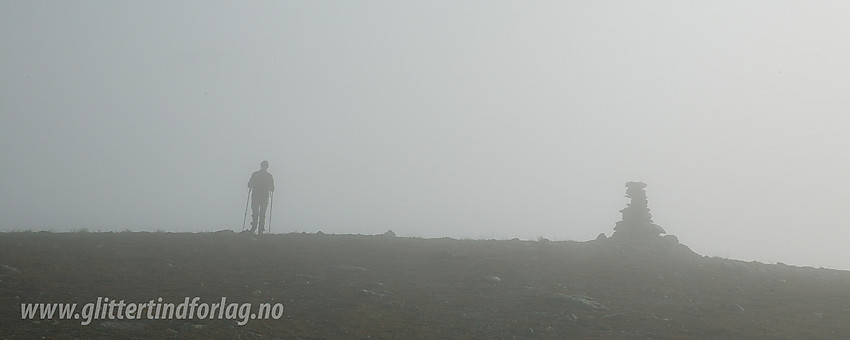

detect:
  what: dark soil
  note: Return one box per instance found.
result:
[2,231,850,339]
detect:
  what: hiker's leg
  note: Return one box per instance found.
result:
[250,199,260,232]
[258,202,268,234]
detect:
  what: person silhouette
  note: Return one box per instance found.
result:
[247,160,275,234]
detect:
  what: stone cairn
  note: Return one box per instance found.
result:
[611,181,665,239]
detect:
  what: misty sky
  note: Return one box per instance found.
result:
[2,2,848,269]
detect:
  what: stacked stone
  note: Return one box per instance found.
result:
[612,181,665,238]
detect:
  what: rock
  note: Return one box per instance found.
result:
[382,229,397,238]
[626,181,647,189]
[0,264,20,275]
[471,276,501,283]
[361,283,402,306]
[662,234,679,244]
[551,294,608,310]
[361,288,394,298]
[596,233,607,241]
[332,265,369,272]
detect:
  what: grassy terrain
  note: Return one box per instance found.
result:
[2,231,850,339]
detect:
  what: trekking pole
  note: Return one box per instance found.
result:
[242,188,252,231]
[268,191,274,234]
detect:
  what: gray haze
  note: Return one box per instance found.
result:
[2,2,848,269]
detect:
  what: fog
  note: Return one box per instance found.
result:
[1,2,848,269]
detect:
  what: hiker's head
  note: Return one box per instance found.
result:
[260,160,269,170]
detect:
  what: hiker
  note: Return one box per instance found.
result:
[248,160,275,234]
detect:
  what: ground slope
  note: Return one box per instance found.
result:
[1,231,849,339]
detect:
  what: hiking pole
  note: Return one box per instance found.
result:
[242,188,252,231]
[268,191,274,234]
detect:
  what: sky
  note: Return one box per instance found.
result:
[1,1,848,269]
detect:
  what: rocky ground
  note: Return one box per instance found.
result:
[2,231,850,339]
